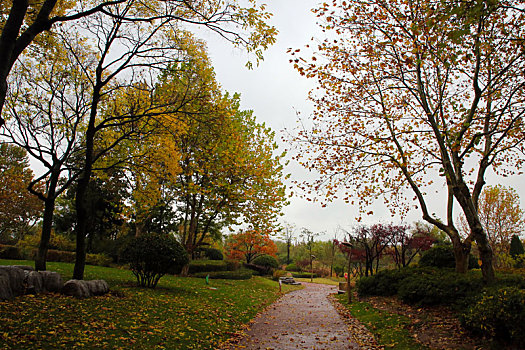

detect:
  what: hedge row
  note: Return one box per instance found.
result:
[193,270,252,280]
[188,259,239,274]
[0,244,112,267]
[291,272,318,278]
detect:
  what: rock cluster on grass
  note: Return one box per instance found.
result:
[0,265,109,300]
[61,279,110,298]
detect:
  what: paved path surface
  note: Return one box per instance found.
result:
[227,282,360,350]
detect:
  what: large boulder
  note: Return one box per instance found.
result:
[85,280,110,296]
[61,279,110,298]
[0,266,26,300]
[61,279,91,298]
[39,271,63,292]
[25,271,44,294]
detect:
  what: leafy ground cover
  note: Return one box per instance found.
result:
[0,259,301,349]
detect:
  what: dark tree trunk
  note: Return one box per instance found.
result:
[73,87,99,280]
[35,196,56,271]
[73,171,90,280]
[472,226,495,283]
[34,170,60,271]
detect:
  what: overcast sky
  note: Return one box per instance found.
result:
[199,0,524,240]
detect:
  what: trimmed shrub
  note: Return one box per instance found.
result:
[193,269,252,280]
[419,246,478,269]
[397,270,484,305]
[120,233,188,288]
[291,271,318,278]
[356,268,415,297]
[461,287,525,345]
[285,263,301,272]
[244,263,268,276]
[188,260,228,274]
[202,247,224,260]
[0,244,24,260]
[252,255,279,269]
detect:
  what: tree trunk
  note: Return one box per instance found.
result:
[73,173,89,279]
[472,226,495,283]
[35,196,56,271]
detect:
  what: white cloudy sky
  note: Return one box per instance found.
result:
[197,0,524,240]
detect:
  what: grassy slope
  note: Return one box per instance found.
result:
[0,259,301,349]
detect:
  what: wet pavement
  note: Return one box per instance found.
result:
[226,282,360,349]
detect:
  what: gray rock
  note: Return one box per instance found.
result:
[61,279,91,298]
[11,265,34,271]
[85,280,110,296]
[25,271,44,294]
[0,271,13,300]
[0,266,26,299]
[39,271,63,292]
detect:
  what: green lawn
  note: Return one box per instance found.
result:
[335,294,427,350]
[0,259,301,349]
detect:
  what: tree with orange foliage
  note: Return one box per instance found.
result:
[226,228,278,264]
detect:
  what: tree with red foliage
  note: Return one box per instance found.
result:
[390,226,435,269]
[226,228,277,264]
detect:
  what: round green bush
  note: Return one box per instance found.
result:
[121,233,188,288]
[285,263,301,272]
[461,287,525,345]
[419,246,478,269]
[203,247,223,260]
[252,255,279,269]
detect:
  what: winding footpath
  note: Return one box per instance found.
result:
[226,282,361,350]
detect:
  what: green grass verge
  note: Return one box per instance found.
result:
[335,294,427,350]
[1,259,301,349]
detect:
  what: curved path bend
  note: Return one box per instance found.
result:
[226,282,360,350]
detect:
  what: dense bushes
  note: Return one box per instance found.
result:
[193,269,252,280]
[285,263,300,272]
[121,233,188,288]
[291,272,318,278]
[397,271,484,305]
[357,267,484,305]
[188,260,228,274]
[252,255,279,269]
[461,287,525,345]
[356,268,415,297]
[419,246,478,269]
[0,244,112,266]
[195,247,223,260]
[0,244,24,259]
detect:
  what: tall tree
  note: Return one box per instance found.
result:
[291,0,525,282]
[279,221,296,264]
[0,143,42,242]
[65,0,277,280]
[1,38,89,270]
[0,0,276,128]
